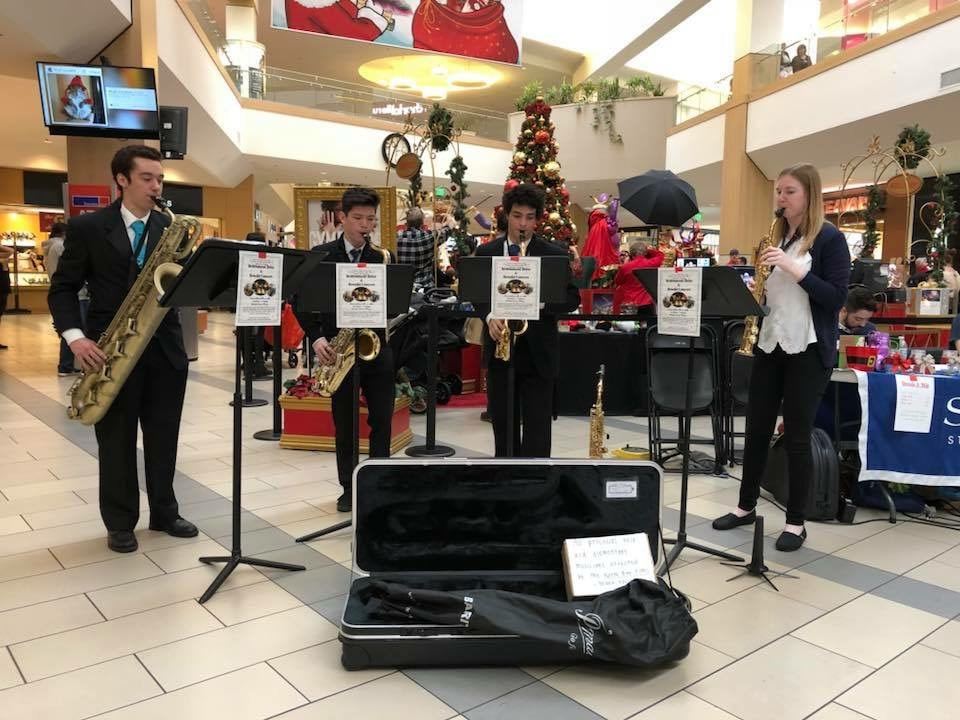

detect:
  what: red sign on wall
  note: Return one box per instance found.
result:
[38,211,65,232]
[67,184,113,217]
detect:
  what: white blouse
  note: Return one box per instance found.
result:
[757,239,817,355]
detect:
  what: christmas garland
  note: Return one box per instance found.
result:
[427,103,454,152]
[860,185,884,258]
[444,154,474,256]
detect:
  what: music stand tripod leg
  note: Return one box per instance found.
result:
[199,328,305,603]
[296,333,360,543]
[663,336,743,568]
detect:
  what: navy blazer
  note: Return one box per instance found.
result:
[793,222,851,368]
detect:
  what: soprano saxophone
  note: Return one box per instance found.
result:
[737,208,785,356]
[67,197,201,425]
[588,364,608,458]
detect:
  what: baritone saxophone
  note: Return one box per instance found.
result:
[67,196,201,425]
[588,364,607,458]
[737,208,785,356]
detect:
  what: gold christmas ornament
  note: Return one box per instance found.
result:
[523,129,533,137]
[548,211,561,223]
[513,151,527,164]
[543,161,561,178]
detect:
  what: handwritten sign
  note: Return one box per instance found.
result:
[562,532,656,600]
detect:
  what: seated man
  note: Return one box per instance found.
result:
[839,286,878,336]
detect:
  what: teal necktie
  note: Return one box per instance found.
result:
[131,220,146,268]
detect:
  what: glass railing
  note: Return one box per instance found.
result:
[181,0,510,142]
[675,76,731,124]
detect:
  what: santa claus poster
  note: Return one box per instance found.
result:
[275,0,523,65]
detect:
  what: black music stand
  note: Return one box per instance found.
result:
[636,266,761,569]
[405,301,454,458]
[159,240,309,603]
[459,256,571,457]
[254,302,287,441]
[292,262,414,542]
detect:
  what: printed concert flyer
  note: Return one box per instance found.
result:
[656,267,702,337]
[235,250,282,327]
[491,255,541,320]
[336,263,386,328]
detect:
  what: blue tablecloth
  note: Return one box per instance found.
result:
[856,370,960,485]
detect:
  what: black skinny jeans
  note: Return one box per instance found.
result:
[738,344,832,525]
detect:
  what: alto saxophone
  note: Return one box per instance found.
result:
[493,230,527,362]
[588,364,608,458]
[737,208,785,357]
[68,197,201,425]
[312,235,387,396]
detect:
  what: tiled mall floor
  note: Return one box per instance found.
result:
[0,311,958,719]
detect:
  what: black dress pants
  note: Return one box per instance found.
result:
[94,340,188,531]
[737,344,832,525]
[487,358,554,458]
[331,349,395,490]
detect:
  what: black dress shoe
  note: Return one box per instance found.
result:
[336,493,352,513]
[107,530,138,553]
[149,516,199,538]
[712,509,757,530]
[775,528,807,552]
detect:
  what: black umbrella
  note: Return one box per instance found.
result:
[354,577,697,668]
[618,170,699,227]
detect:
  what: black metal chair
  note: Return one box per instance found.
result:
[721,320,754,466]
[645,324,723,472]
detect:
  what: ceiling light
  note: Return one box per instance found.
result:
[421,85,448,101]
[389,76,417,91]
[448,71,493,89]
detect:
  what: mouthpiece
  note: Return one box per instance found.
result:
[774,208,785,218]
[152,195,171,210]
[518,230,526,243]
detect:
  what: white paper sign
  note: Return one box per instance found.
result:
[336,263,386,329]
[894,374,935,433]
[491,255,541,320]
[656,267,702,337]
[235,250,282,327]
[562,533,656,599]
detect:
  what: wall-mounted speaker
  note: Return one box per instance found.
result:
[159,106,188,160]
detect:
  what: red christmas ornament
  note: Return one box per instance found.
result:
[559,186,570,202]
[534,130,551,144]
[504,179,520,192]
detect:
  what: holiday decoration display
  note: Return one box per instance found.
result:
[501,96,575,246]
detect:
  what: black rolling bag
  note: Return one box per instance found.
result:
[760,428,839,520]
[339,458,696,670]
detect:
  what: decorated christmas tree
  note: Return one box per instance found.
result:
[501,96,576,245]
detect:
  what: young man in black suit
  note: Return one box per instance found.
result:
[48,145,197,553]
[295,187,396,512]
[476,184,581,457]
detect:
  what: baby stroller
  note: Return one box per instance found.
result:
[263,303,305,369]
[390,292,469,410]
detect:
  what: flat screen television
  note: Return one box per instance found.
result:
[36,62,160,140]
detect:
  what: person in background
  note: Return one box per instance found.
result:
[791,44,813,73]
[711,162,850,551]
[0,243,11,349]
[396,207,438,291]
[726,248,741,266]
[839,286,878,335]
[613,241,663,313]
[43,222,84,375]
[942,248,960,307]
[738,256,749,266]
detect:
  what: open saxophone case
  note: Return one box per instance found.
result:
[339,458,699,670]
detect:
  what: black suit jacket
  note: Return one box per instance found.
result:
[295,236,396,353]
[475,236,580,379]
[48,199,187,370]
[795,222,851,368]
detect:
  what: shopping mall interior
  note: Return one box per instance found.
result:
[1,1,960,718]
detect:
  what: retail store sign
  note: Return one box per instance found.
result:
[38,211,65,232]
[66,184,112,217]
[823,195,868,215]
[372,102,425,117]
